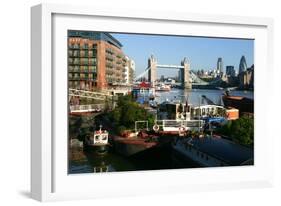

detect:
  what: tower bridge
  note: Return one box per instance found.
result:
[135,55,210,88]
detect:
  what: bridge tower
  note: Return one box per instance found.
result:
[181,58,192,89]
[148,55,157,87]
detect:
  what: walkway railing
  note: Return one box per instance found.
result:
[69,104,105,113]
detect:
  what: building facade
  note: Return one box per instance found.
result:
[123,56,135,84]
[226,65,235,77]
[68,30,129,91]
[239,64,254,89]
[239,55,247,74]
[217,57,223,75]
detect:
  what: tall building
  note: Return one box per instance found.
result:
[226,66,235,77]
[217,57,223,74]
[68,30,128,91]
[128,58,135,84]
[239,64,254,89]
[239,55,247,74]
[123,56,135,84]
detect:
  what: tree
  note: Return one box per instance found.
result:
[218,116,254,146]
[107,95,155,133]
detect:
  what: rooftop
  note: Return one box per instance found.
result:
[187,136,253,165]
[68,30,123,48]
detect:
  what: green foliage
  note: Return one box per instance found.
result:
[218,116,254,146]
[117,125,127,134]
[108,95,155,133]
[77,127,90,142]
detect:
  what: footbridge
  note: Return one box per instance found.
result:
[69,89,113,101]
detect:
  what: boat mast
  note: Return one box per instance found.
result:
[198,95,201,133]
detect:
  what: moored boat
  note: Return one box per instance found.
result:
[222,93,253,114]
[112,131,159,157]
[155,84,171,92]
[171,135,253,167]
[84,126,109,155]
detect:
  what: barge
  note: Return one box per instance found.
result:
[172,135,254,167]
[222,92,254,114]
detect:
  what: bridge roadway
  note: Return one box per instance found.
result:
[135,66,221,86]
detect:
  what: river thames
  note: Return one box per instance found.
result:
[69,88,254,174]
[154,88,253,105]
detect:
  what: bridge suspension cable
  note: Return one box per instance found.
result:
[135,66,150,80]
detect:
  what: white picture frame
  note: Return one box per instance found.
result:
[31,3,274,202]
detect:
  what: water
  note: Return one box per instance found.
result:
[155,88,253,106]
[69,146,199,174]
[69,88,253,174]
[69,149,136,174]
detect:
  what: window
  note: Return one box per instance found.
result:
[89,58,96,65]
[95,135,100,141]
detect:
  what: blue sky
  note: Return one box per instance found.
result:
[111,33,254,78]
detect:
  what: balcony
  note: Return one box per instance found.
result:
[68,61,80,65]
[116,54,122,58]
[81,45,89,50]
[68,51,79,57]
[88,52,97,58]
[68,44,80,49]
[69,76,80,80]
[106,56,114,61]
[69,70,80,73]
[106,48,115,55]
[89,62,97,66]
[79,53,89,58]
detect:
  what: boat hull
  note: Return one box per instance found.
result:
[83,143,109,155]
[113,139,158,157]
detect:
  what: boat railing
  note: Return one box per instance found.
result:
[156,119,204,129]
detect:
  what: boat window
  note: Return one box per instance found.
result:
[102,135,107,140]
[95,135,100,141]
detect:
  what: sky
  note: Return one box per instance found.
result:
[111,33,254,78]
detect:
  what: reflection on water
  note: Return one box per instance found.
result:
[69,146,200,174]
[69,148,136,174]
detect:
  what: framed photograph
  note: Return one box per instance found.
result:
[31,3,274,201]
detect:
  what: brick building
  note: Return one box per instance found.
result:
[68,30,129,91]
